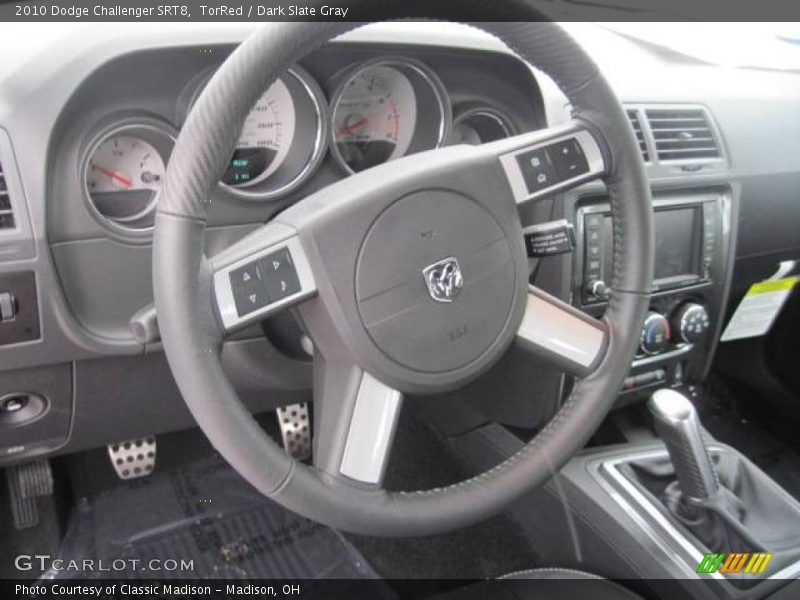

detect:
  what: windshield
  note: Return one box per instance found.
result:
[603,22,800,71]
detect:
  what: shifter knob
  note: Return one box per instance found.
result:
[648,389,719,501]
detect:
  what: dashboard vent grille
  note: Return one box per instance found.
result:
[0,160,16,230]
[645,108,720,161]
[626,110,650,162]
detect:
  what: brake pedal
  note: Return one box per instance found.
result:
[276,403,311,461]
[108,437,156,480]
[6,459,54,529]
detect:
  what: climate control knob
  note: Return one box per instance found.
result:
[673,303,710,344]
[640,312,670,355]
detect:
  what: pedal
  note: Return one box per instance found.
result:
[276,403,311,461]
[6,459,54,529]
[108,437,156,480]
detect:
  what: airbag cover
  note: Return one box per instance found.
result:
[356,190,515,373]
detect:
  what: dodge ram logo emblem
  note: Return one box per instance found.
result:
[422,257,463,303]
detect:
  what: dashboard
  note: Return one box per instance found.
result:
[1,23,799,461]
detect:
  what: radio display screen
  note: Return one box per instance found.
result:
[602,206,702,285]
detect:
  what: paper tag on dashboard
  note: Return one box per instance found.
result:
[523,220,576,258]
[721,276,798,342]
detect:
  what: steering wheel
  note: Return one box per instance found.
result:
[153,15,653,537]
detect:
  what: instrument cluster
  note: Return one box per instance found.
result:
[80,56,519,232]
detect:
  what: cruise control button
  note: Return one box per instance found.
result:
[232,283,270,317]
[261,248,301,302]
[515,147,560,195]
[230,263,261,289]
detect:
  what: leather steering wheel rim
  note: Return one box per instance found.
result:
[153,14,653,537]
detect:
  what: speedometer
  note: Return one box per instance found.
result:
[330,59,450,174]
[223,77,296,187]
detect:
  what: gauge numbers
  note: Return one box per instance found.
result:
[85,134,166,228]
[223,77,297,187]
[332,65,418,173]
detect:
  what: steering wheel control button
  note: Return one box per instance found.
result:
[214,235,317,332]
[260,248,301,301]
[548,138,590,180]
[515,147,559,194]
[230,261,269,317]
[523,220,575,258]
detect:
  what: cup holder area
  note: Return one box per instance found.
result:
[0,392,48,427]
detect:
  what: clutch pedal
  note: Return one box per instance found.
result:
[276,403,311,461]
[6,459,54,529]
[108,437,156,480]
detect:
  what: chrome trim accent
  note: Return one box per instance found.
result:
[339,373,402,485]
[213,235,316,332]
[631,343,693,368]
[498,128,605,205]
[517,290,605,369]
[648,389,719,499]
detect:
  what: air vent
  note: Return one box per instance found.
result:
[0,161,16,230]
[645,108,720,161]
[626,110,650,162]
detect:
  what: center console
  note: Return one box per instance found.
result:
[573,190,732,403]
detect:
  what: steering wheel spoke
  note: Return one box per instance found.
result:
[492,121,607,205]
[210,222,317,334]
[516,286,608,377]
[312,357,403,487]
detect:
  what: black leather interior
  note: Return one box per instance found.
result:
[432,569,643,600]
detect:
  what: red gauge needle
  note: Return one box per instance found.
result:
[336,117,369,138]
[90,162,133,188]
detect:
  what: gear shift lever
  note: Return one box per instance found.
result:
[648,388,719,502]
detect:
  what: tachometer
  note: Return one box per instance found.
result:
[188,66,327,200]
[223,77,296,187]
[330,59,450,174]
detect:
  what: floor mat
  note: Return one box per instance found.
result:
[48,453,390,587]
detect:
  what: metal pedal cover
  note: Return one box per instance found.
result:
[108,437,156,480]
[276,403,311,461]
[6,459,53,529]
